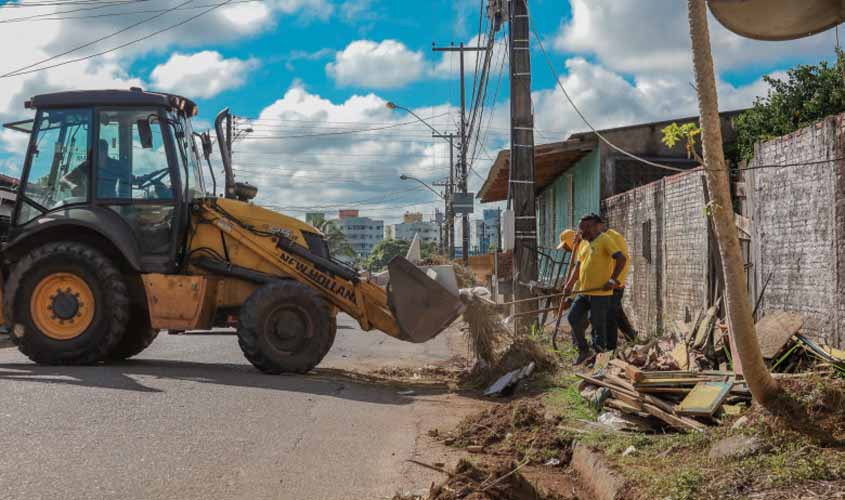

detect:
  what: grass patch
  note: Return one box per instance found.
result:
[542,375,596,421]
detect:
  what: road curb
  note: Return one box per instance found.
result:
[570,442,627,500]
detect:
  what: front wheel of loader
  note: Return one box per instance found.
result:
[4,242,130,365]
[107,304,158,360]
[237,281,335,374]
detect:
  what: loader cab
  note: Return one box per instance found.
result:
[3,88,207,273]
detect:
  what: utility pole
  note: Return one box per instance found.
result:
[507,0,538,329]
[433,132,457,260]
[432,42,486,265]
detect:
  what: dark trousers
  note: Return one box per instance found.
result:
[611,288,637,344]
[567,294,612,353]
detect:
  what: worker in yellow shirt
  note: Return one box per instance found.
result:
[601,221,638,345]
[562,214,627,364]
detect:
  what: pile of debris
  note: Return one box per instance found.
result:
[459,287,557,392]
[394,459,566,500]
[578,308,845,432]
[578,358,748,432]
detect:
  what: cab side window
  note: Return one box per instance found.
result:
[96,110,173,200]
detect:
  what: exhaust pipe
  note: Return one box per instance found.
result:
[214,108,237,200]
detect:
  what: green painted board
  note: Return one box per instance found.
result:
[676,379,734,417]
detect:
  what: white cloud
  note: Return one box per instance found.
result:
[326,40,427,88]
[554,0,833,76]
[230,82,459,222]
[151,51,259,99]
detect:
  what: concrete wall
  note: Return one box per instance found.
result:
[602,169,709,335]
[748,115,844,347]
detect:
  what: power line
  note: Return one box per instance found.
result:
[2,0,195,78]
[526,4,683,173]
[0,0,146,8]
[0,0,233,78]
[0,0,259,22]
[234,112,451,139]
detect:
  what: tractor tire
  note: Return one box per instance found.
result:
[4,241,130,365]
[237,281,335,374]
[107,305,158,360]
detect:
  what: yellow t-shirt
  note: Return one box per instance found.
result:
[578,232,623,296]
[606,229,630,287]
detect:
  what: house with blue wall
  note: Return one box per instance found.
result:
[478,112,742,262]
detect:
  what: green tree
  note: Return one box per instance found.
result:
[365,239,410,271]
[308,214,355,259]
[735,55,845,160]
[364,239,441,271]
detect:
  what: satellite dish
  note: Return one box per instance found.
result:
[708,0,844,41]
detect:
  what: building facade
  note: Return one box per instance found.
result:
[335,209,383,257]
[391,220,440,245]
[479,111,742,256]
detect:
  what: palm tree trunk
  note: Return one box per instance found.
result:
[687,0,781,406]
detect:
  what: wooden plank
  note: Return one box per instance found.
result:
[605,399,648,417]
[675,379,734,417]
[755,310,804,359]
[671,342,690,370]
[605,373,638,393]
[693,306,718,349]
[642,403,706,432]
[575,374,640,400]
[609,359,644,383]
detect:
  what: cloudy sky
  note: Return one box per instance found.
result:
[0,0,837,223]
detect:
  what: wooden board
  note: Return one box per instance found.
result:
[676,379,734,417]
[755,310,803,359]
[671,342,690,370]
[693,306,718,349]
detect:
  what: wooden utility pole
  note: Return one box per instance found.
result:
[508,0,538,328]
[687,0,780,405]
[432,42,487,265]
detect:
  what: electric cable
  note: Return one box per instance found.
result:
[0,0,233,78]
[525,1,684,173]
[2,0,195,78]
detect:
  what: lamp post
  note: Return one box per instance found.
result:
[388,102,458,260]
[399,174,444,200]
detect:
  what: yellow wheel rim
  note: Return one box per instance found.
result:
[30,272,95,341]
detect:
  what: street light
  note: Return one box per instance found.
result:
[386,102,458,149]
[399,174,444,200]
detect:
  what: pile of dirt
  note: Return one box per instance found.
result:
[394,459,568,500]
[435,400,572,465]
[745,376,845,441]
[371,364,462,383]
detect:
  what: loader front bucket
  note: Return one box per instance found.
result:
[387,256,466,343]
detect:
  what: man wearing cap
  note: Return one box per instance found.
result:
[562,214,627,364]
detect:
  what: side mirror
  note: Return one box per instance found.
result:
[137,119,153,149]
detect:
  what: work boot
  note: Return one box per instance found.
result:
[573,349,593,366]
[623,330,638,342]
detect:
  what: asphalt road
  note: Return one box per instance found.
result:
[0,316,474,500]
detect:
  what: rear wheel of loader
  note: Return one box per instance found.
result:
[237,281,334,374]
[4,242,130,365]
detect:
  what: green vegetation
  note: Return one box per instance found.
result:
[364,238,439,271]
[308,214,355,260]
[735,55,845,160]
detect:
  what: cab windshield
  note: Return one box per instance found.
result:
[168,112,205,200]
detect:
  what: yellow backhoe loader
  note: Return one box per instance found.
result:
[0,88,464,373]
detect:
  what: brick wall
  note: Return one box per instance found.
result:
[661,170,709,326]
[603,169,708,336]
[749,116,842,346]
